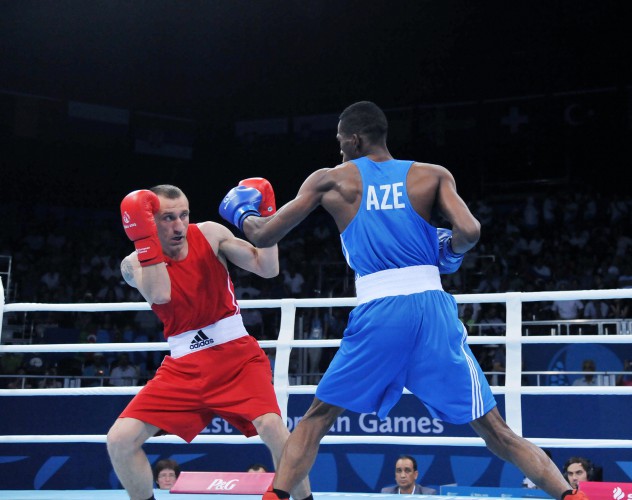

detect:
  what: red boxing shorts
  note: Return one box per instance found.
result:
[119,335,279,442]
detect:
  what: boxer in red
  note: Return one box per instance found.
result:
[107,182,312,500]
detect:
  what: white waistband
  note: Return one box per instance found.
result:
[355,265,443,305]
[167,314,249,359]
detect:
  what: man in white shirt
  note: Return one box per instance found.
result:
[109,353,138,386]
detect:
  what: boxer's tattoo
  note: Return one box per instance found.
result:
[121,259,137,288]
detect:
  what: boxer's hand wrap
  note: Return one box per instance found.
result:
[120,190,163,267]
[437,227,465,274]
[239,177,276,216]
[219,185,263,231]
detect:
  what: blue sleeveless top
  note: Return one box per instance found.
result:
[340,157,439,277]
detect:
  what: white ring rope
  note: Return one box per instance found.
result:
[1,283,632,448]
[2,434,632,448]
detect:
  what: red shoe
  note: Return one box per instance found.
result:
[562,489,589,500]
[263,484,286,500]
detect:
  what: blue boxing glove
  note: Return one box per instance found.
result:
[219,185,262,231]
[437,228,465,274]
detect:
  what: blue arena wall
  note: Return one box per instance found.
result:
[2,392,632,492]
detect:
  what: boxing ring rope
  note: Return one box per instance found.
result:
[1,280,632,449]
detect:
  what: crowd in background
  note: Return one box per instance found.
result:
[0,184,631,388]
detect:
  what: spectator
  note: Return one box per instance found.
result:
[6,367,33,389]
[282,262,305,298]
[96,276,125,301]
[551,283,584,333]
[523,196,540,230]
[616,359,632,386]
[609,298,630,319]
[562,457,597,489]
[108,353,138,386]
[459,304,477,335]
[583,298,609,321]
[305,309,324,384]
[82,353,109,387]
[246,463,269,473]
[154,459,181,490]
[477,304,505,336]
[380,455,436,495]
[572,359,604,386]
[479,345,506,386]
[240,293,265,339]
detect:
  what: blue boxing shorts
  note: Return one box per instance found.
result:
[315,289,496,423]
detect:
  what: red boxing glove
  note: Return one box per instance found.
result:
[239,177,276,216]
[120,190,163,267]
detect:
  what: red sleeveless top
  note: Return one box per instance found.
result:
[151,224,239,338]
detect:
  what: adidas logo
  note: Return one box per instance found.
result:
[190,330,214,350]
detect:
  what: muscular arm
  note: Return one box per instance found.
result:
[434,167,481,253]
[199,221,279,278]
[120,254,171,305]
[242,169,330,247]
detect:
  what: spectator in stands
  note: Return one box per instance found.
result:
[38,366,62,388]
[154,459,181,490]
[479,345,506,386]
[240,292,265,339]
[40,268,60,291]
[459,304,477,335]
[551,283,584,333]
[234,276,262,300]
[0,345,24,380]
[531,254,552,282]
[583,297,609,321]
[282,262,305,298]
[562,457,597,489]
[541,192,558,226]
[523,196,540,230]
[572,359,603,386]
[6,367,33,389]
[247,463,269,473]
[478,304,505,336]
[582,294,611,334]
[609,298,630,319]
[305,309,324,384]
[96,276,125,301]
[82,353,109,387]
[109,353,138,386]
[380,455,436,495]
[617,359,632,386]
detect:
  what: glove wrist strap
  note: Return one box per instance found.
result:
[134,236,164,267]
[237,210,261,232]
[444,238,464,261]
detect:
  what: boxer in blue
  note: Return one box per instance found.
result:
[220,101,587,500]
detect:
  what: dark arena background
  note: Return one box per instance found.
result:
[1,1,631,498]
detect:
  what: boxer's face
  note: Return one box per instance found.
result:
[337,121,359,162]
[155,194,190,257]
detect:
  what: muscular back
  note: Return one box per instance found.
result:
[321,161,443,233]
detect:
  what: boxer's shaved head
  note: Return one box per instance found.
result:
[150,184,184,199]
